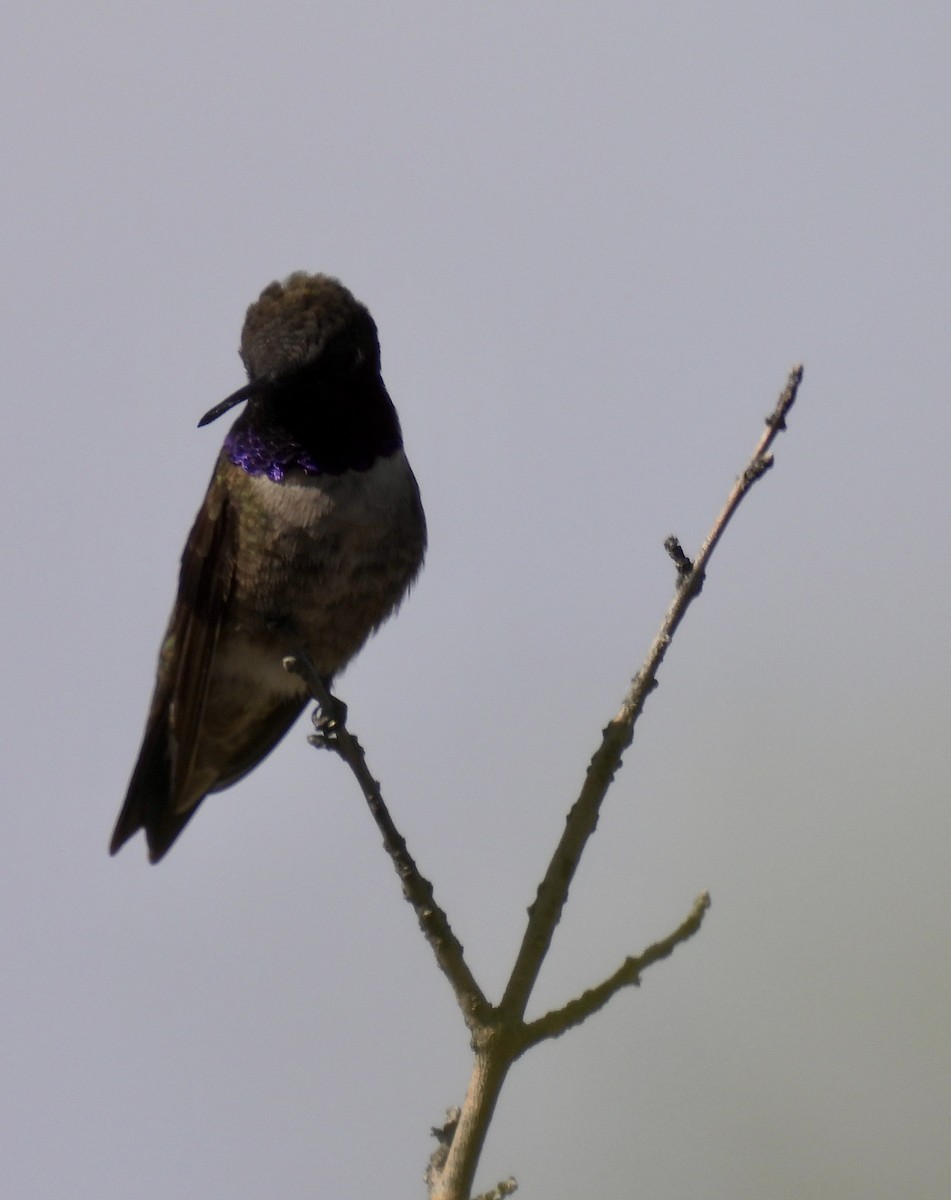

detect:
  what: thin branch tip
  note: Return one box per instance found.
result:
[766,363,804,430]
[516,888,714,1052]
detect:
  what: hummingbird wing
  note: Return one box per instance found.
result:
[166,462,239,798]
[111,458,239,861]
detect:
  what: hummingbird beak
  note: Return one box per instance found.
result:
[197,380,262,428]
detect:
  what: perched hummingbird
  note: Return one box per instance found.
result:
[111,273,426,863]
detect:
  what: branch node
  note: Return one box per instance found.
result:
[430,1107,460,1146]
[425,1108,461,1193]
[745,453,774,484]
[473,1178,518,1200]
[663,534,694,582]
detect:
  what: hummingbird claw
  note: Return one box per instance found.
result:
[308,692,348,746]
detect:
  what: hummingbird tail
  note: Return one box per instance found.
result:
[110,709,201,863]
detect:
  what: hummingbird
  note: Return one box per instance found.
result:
[110,273,427,863]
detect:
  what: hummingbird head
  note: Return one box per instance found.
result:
[198,273,382,428]
[240,272,381,382]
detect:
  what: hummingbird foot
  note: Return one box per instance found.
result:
[308,691,348,748]
[283,652,348,746]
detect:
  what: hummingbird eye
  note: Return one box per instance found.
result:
[317,336,365,375]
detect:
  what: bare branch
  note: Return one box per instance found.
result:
[518,893,711,1053]
[288,366,803,1200]
[499,366,803,1023]
[283,652,491,1031]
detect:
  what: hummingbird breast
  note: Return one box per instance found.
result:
[224,448,426,682]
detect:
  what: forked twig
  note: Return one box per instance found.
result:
[289,365,803,1200]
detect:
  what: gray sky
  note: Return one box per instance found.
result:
[4,3,950,1197]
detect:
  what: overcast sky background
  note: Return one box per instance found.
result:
[4,3,950,1198]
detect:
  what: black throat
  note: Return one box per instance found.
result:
[224,361,404,481]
